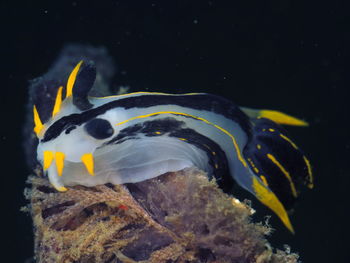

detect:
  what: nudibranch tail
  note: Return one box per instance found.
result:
[243,116,313,232]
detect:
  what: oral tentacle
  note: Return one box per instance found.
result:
[47,164,67,192]
[43,151,54,171]
[81,153,95,176]
[55,152,65,176]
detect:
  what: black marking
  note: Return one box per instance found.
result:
[72,61,95,110]
[42,94,251,142]
[106,117,185,145]
[169,127,232,191]
[107,117,233,191]
[65,125,77,134]
[84,118,114,140]
[243,118,310,210]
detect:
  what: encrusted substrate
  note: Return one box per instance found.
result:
[25,168,299,263]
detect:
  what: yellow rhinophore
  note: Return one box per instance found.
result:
[66,60,83,98]
[33,105,44,136]
[52,86,63,117]
[43,151,54,171]
[81,153,95,176]
[55,152,65,176]
[252,176,294,234]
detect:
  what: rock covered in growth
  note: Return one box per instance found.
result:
[25,168,299,263]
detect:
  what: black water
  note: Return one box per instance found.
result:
[1,1,348,262]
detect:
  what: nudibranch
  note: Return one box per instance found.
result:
[32,61,313,233]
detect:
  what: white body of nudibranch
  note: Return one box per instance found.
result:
[33,61,313,233]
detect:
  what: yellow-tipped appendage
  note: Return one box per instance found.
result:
[33,105,44,136]
[43,151,54,171]
[55,152,65,176]
[66,60,83,98]
[52,86,63,117]
[81,153,95,176]
[42,150,96,177]
[252,176,294,234]
[56,186,68,192]
[259,110,309,127]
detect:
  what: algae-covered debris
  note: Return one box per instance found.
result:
[25,168,299,263]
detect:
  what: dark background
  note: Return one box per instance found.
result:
[1,1,348,262]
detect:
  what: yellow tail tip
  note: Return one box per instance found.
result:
[259,110,309,127]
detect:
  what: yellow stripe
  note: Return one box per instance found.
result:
[52,86,63,117]
[247,158,259,173]
[279,134,314,189]
[115,111,247,167]
[279,133,298,150]
[252,176,294,233]
[267,153,298,198]
[260,175,269,187]
[33,105,44,136]
[92,91,203,100]
[303,156,314,189]
[66,60,83,98]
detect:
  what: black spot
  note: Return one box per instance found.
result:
[65,125,77,134]
[84,118,114,139]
